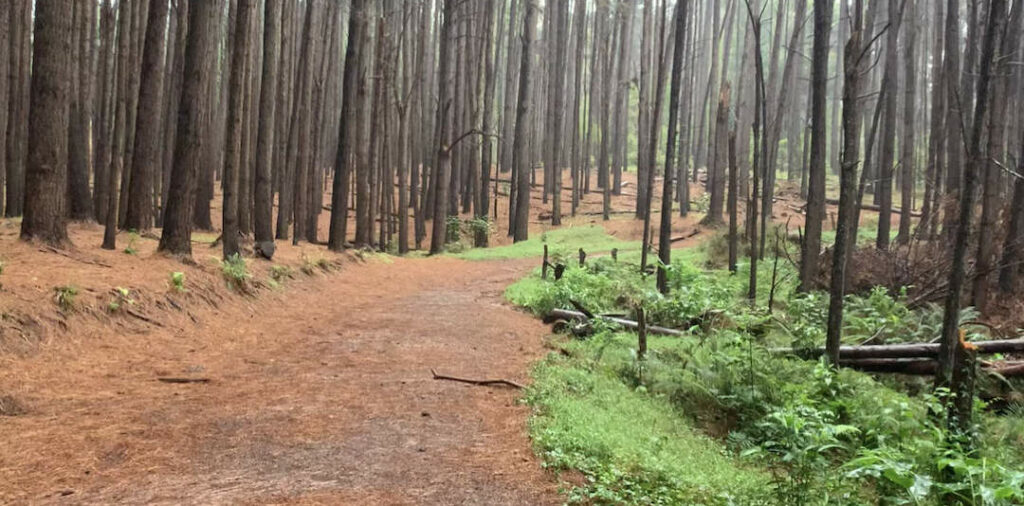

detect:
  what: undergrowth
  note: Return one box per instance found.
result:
[221,254,252,292]
[509,232,1024,505]
[452,224,640,261]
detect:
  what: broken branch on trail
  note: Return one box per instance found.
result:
[157,377,211,384]
[430,369,524,389]
[546,308,684,337]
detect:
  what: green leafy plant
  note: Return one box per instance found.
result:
[505,231,1024,505]
[467,217,492,238]
[445,216,462,244]
[270,265,294,282]
[123,231,140,255]
[107,287,135,312]
[169,271,186,292]
[54,285,79,312]
[220,254,251,291]
[300,255,317,275]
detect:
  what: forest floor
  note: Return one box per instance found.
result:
[1,252,563,504]
[0,170,871,504]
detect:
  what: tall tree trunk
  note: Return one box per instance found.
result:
[896,0,917,244]
[499,0,521,176]
[549,0,569,226]
[20,0,73,246]
[511,1,537,242]
[67,2,95,221]
[940,0,963,239]
[800,0,832,291]
[919,0,945,239]
[703,83,731,225]
[826,0,865,365]
[223,0,255,259]
[5,0,30,217]
[875,0,902,250]
[159,0,219,257]
[430,0,457,253]
[762,0,808,256]
[477,0,498,247]
[329,0,367,251]
[973,0,1019,312]
[254,0,282,246]
[937,0,1004,393]
[125,0,170,231]
[610,0,636,196]
[103,0,133,250]
[0,2,10,218]
[658,0,689,294]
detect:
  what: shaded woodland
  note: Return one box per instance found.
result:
[4,0,1024,439]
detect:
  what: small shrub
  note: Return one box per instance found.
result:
[270,265,294,282]
[468,217,491,237]
[445,241,467,254]
[300,255,320,275]
[107,287,134,312]
[169,271,186,292]
[691,192,711,214]
[221,254,251,291]
[54,285,79,312]
[123,231,139,255]
[445,216,462,243]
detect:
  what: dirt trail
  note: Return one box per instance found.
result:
[0,256,560,505]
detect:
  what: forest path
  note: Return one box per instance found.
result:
[0,256,560,505]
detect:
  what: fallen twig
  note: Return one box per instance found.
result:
[157,377,211,384]
[430,369,524,389]
[125,309,164,327]
[39,246,113,268]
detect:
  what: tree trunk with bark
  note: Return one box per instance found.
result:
[799,0,832,292]
[21,0,73,246]
[159,0,219,257]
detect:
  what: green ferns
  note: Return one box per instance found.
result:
[509,247,1024,504]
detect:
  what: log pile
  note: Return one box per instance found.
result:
[773,339,1024,377]
[770,339,1024,359]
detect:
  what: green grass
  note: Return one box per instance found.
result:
[527,337,771,505]
[192,232,219,244]
[821,216,896,247]
[451,224,641,261]
[508,237,1024,504]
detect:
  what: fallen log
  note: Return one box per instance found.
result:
[840,358,1024,377]
[430,369,524,389]
[825,198,922,218]
[548,308,684,337]
[670,229,701,243]
[773,338,1024,359]
[839,358,938,374]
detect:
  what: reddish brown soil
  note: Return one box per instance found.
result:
[0,169,721,504]
[0,255,561,504]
